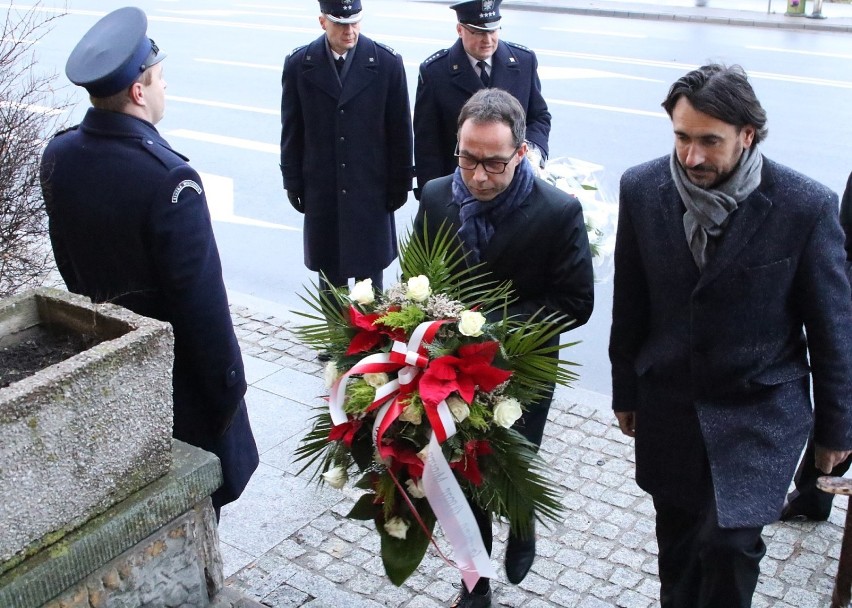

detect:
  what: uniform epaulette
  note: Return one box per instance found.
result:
[139,137,189,170]
[286,44,307,59]
[52,125,79,139]
[506,41,532,53]
[375,41,397,56]
[422,48,449,67]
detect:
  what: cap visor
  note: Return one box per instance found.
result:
[143,51,166,71]
[462,20,501,32]
[325,12,363,24]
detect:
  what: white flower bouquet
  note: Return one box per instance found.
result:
[294,224,576,587]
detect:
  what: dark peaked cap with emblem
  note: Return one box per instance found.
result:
[319,0,363,24]
[65,6,165,98]
[450,0,502,31]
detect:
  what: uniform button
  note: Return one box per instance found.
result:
[339,136,345,141]
[341,163,346,169]
[229,370,236,379]
[146,139,153,145]
[340,109,345,115]
[342,189,347,194]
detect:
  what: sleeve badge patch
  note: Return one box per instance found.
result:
[171,180,203,204]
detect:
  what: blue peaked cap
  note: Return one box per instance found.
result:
[450,0,503,31]
[318,0,363,24]
[65,7,165,98]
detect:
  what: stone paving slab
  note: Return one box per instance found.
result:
[221,305,849,607]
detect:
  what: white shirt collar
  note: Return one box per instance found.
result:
[466,54,490,72]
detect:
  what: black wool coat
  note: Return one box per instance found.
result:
[415,174,594,447]
[413,39,551,194]
[609,155,852,527]
[280,34,413,278]
[840,170,852,269]
[414,174,593,330]
[42,109,258,507]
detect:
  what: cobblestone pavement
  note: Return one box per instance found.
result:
[218,305,849,607]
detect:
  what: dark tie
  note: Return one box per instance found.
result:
[477,60,490,87]
[335,56,345,75]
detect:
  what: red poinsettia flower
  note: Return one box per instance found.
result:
[328,418,363,447]
[346,306,406,356]
[450,440,492,486]
[418,341,512,408]
[390,447,425,480]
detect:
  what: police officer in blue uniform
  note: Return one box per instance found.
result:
[413,0,551,197]
[280,0,413,294]
[41,7,258,516]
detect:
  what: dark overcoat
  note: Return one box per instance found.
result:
[41,109,258,508]
[280,34,413,278]
[413,39,551,194]
[609,155,852,528]
[414,175,593,326]
[415,174,594,445]
[840,170,852,266]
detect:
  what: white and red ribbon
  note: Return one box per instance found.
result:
[422,433,498,590]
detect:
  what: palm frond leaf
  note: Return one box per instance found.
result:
[293,410,336,479]
[468,427,564,537]
[400,220,516,313]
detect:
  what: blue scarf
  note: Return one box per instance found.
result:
[451,156,535,264]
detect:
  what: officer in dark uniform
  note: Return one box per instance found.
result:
[280,0,413,295]
[41,7,258,516]
[413,0,551,197]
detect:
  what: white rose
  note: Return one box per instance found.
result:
[322,465,347,489]
[406,275,431,302]
[324,360,340,389]
[363,372,389,388]
[383,516,410,540]
[399,403,423,425]
[349,279,375,305]
[446,395,470,423]
[458,310,486,337]
[493,397,523,428]
[405,478,426,499]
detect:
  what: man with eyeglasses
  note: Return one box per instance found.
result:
[280,0,413,299]
[412,0,551,199]
[414,88,593,608]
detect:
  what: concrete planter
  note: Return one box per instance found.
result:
[0,288,174,573]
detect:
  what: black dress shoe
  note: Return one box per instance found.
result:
[317,351,332,362]
[780,499,830,522]
[505,531,536,584]
[450,584,491,608]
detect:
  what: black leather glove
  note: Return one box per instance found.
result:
[287,191,304,213]
[387,192,408,212]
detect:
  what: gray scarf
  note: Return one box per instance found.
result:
[670,145,763,271]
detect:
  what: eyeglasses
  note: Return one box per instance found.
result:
[454,142,520,175]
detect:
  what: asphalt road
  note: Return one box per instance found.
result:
[18,0,852,396]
